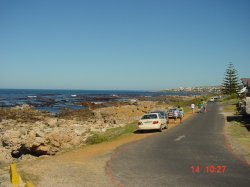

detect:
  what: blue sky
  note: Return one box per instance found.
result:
[0,0,249,90]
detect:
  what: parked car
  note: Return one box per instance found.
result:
[209,96,220,102]
[209,98,215,102]
[167,108,177,119]
[168,108,184,118]
[149,111,169,124]
[138,113,167,132]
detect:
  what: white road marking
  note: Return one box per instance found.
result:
[174,135,186,142]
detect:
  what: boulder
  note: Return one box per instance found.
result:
[36,145,50,154]
[28,130,36,139]
[74,128,86,136]
[1,129,22,148]
[70,136,82,146]
[61,143,71,149]
[33,137,47,147]
[47,131,72,144]
[0,147,14,162]
[44,117,58,127]
[35,130,45,138]
[50,140,60,147]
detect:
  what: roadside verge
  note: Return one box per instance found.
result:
[221,101,250,166]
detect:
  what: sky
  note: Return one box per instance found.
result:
[0,0,249,90]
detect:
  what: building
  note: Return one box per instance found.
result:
[241,78,250,95]
[240,78,250,115]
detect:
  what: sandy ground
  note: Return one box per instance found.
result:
[5,112,194,187]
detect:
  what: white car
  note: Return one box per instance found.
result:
[209,98,215,102]
[138,113,167,132]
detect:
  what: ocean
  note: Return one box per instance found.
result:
[0,89,195,114]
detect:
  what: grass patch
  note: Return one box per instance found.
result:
[182,106,192,113]
[171,98,200,108]
[222,93,238,101]
[221,98,239,105]
[223,104,237,113]
[224,99,250,164]
[86,123,137,145]
[226,121,250,155]
[221,97,240,114]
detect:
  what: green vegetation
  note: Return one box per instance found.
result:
[222,93,238,101]
[223,104,237,113]
[86,123,137,145]
[222,97,250,164]
[171,97,208,112]
[226,120,250,163]
[221,63,240,95]
[221,96,238,111]
[221,98,239,104]
[221,96,240,115]
[182,106,192,113]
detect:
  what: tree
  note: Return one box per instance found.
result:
[221,63,240,95]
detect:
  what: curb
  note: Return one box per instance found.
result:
[10,163,35,187]
[10,163,20,186]
[25,181,35,187]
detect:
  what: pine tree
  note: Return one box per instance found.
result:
[221,63,240,95]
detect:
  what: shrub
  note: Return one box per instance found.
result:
[223,93,238,101]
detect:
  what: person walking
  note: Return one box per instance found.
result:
[197,102,203,113]
[179,109,184,123]
[178,105,184,117]
[202,100,207,113]
[191,103,195,113]
[173,109,178,123]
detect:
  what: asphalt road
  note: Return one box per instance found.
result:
[109,103,250,187]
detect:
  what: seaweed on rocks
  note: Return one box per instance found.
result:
[0,105,50,123]
[56,108,94,121]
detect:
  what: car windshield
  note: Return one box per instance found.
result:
[151,111,164,115]
[142,114,158,119]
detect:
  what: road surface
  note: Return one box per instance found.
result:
[108,103,250,186]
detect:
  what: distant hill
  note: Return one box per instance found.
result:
[163,86,222,94]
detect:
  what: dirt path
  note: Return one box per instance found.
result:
[18,112,194,187]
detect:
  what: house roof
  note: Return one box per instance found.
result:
[241,78,250,88]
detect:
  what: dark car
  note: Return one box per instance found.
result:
[167,108,177,119]
[168,108,184,118]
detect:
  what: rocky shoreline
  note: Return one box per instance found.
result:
[0,95,196,164]
[0,100,158,164]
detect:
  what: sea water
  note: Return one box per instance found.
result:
[0,89,195,114]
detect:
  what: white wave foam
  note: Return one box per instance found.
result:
[27,96,37,98]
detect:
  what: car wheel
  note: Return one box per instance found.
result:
[165,122,168,129]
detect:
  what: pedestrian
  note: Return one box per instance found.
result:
[179,109,184,123]
[178,105,184,117]
[173,109,178,123]
[191,103,195,113]
[197,102,203,113]
[178,105,183,111]
[203,100,207,113]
